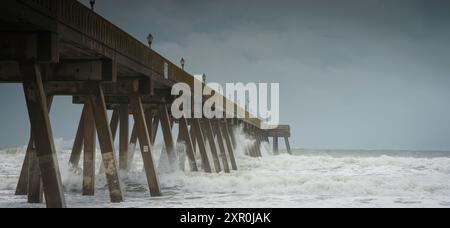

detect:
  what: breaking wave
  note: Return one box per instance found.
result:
[1,129,450,208]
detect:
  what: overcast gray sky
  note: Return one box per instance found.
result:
[1,0,450,150]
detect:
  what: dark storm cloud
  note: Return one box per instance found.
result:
[1,0,450,150]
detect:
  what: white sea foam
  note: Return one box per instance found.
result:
[0,130,450,208]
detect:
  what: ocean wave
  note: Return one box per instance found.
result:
[1,129,450,207]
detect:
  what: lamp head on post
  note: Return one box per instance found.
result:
[202,74,206,84]
[147,33,153,48]
[90,0,96,11]
[180,58,185,70]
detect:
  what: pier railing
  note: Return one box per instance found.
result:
[18,0,189,83]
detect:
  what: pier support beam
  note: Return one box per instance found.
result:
[27,146,43,203]
[68,106,85,169]
[214,120,230,173]
[21,62,65,208]
[130,122,138,149]
[159,105,176,168]
[284,137,292,155]
[273,137,279,155]
[82,101,96,196]
[88,83,123,203]
[144,110,154,144]
[131,96,161,197]
[178,118,199,172]
[192,119,212,173]
[15,139,33,196]
[16,96,53,198]
[151,114,159,144]
[71,108,119,178]
[254,127,262,157]
[258,128,263,157]
[190,124,197,154]
[248,124,257,157]
[203,120,222,173]
[119,104,129,171]
[222,121,238,171]
[228,120,237,149]
[110,109,120,141]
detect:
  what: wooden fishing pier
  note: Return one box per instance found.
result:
[0,0,292,208]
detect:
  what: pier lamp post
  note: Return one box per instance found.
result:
[147,33,153,48]
[90,0,96,11]
[246,97,250,117]
[202,74,206,84]
[180,58,185,70]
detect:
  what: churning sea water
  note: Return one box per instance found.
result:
[0,133,449,208]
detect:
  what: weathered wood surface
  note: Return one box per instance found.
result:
[82,101,96,196]
[203,120,222,173]
[16,96,53,196]
[159,105,176,168]
[191,119,212,173]
[21,62,66,208]
[0,0,263,129]
[88,83,123,203]
[222,122,238,171]
[119,104,129,171]
[131,96,161,197]
[178,118,198,172]
[214,121,230,173]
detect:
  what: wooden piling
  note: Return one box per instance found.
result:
[131,96,161,197]
[119,104,129,171]
[110,109,120,141]
[27,147,43,203]
[88,82,123,203]
[68,106,86,168]
[82,101,96,196]
[255,128,262,157]
[127,121,139,168]
[222,121,238,171]
[159,105,176,167]
[16,96,53,197]
[21,62,66,208]
[151,114,159,144]
[145,110,154,144]
[227,119,237,149]
[203,120,222,173]
[284,137,292,155]
[15,139,32,195]
[191,119,212,173]
[214,120,230,173]
[178,118,199,172]
[190,124,197,154]
[130,123,138,146]
[273,137,279,155]
[247,124,256,157]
